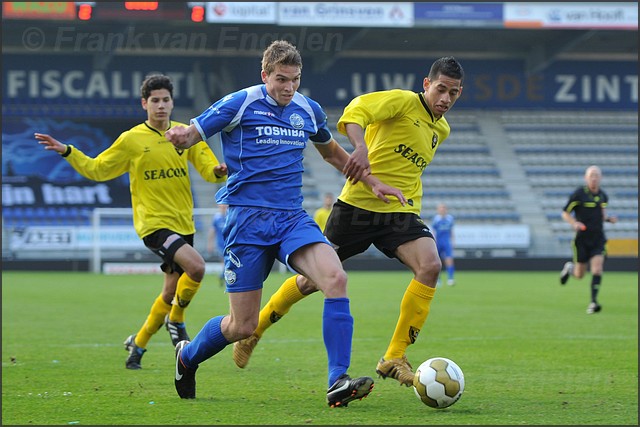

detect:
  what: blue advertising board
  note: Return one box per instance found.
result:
[2,116,135,209]
[3,53,637,112]
[414,2,503,27]
[2,53,636,211]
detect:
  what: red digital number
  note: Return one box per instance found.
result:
[124,2,158,11]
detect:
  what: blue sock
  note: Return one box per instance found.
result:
[447,265,455,280]
[181,315,229,368]
[323,298,353,387]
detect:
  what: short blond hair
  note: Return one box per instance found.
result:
[261,40,302,75]
[585,165,602,177]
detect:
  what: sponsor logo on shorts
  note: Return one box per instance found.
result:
[227,250,242,268]
[224,269,236,285]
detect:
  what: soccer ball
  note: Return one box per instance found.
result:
[413,357,465,409]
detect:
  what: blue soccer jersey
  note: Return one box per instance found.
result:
[192,84,332,210]
[432,213,454,256]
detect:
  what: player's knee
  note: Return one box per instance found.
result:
[161,289,174,304]
[413,256,441,283]
[186,259,206,282]
[333,269,348,292]
[320,268,348,297]
[420,256,442,276]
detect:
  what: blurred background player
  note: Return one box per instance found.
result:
[431,203,456,286]
[207,203,228,287]
[559,165,617,314]
[313,192,335,232]
[233,56,465,388]
[35,74,227,369]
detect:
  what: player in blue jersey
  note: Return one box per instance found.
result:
[207,203,228,287]
[165,40,404,407]
[232,56,464,388]
[431,203,456,286]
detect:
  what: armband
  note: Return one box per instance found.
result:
[61,145,72,157]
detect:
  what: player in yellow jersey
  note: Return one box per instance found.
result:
[233,57,464,387]
[35,74,227,370]
[313,192,335,232]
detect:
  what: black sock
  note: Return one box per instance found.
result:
[591,275,602,303]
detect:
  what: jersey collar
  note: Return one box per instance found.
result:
[418,92,439,123]
[262,85,279,106]
[144,121,171,136]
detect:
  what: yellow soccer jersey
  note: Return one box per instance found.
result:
[64,121,225,238]
[337,89,450,215]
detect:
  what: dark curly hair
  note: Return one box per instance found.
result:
[140,74,174,99]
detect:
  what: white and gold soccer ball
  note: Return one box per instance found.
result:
[413,357,465,409]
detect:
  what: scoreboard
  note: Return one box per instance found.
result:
[2,2,206,22]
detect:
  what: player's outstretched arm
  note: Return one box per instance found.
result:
[314,138,406,205]
[315,136,372,183]
[35,133,67,154]
[314,138,350,172]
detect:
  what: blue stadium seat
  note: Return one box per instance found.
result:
[3,207,18,226]
[66,206,80,225]
[78,208,93,226]
[34,206,50,225]
[23,207,37,225]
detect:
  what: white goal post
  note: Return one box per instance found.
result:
[91,207,221,274]
[90,207,288,274]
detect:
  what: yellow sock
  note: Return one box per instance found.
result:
[254,275,306,337]
[384,279,436,360]
[135,294,171,349]
[169,273,201,323]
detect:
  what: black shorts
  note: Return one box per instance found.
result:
[142,229,194,275]
[573,232,607,263]
[324,200,434,261]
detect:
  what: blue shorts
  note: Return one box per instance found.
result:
[222,206,329,293]
[437,240,454,259]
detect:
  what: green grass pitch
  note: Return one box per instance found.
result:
[2,270,637,425]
